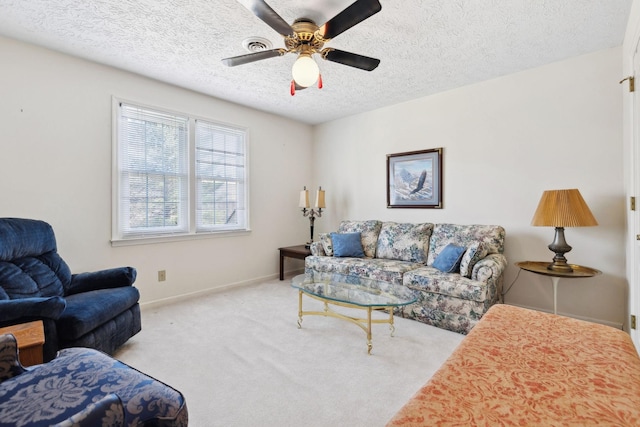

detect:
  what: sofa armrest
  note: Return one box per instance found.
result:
[0,334,27,383]
[310,241,326,256]
[472,253,508,284]
[67,267,137,296]
[0,297,66,324]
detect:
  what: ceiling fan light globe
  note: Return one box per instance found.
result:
[292,55,319,87]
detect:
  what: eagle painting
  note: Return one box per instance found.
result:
[410,170,427,194]
[394,168,432,201]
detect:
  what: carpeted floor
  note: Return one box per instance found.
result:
[113,278,464,427]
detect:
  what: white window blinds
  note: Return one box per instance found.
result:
[195,120,246,231]
[114,100,248,241]
[118,103,189,236]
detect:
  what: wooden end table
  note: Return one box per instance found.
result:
[516,261,601,315]
[278,245,311,280]
[0,320,45,366]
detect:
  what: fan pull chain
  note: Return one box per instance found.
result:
[290,80,296,96]
[318,74,323,89]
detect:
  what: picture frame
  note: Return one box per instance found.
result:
[387,148,443,208]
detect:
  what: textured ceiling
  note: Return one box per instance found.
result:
[0,0,633,124]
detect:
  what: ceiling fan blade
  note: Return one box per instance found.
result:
[237,0,294,37]
[319,0,381,40]
[222,49,285,67]
[321,49,380,71]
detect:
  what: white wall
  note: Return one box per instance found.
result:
[0,36,314,304]
[0,35,627,327]
[313,47,626,328]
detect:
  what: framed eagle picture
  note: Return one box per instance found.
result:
[387,148,443,208]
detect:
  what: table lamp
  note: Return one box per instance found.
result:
[299,186,325,248]
[531,189,597,272]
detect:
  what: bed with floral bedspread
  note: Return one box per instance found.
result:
[387,304,640,426]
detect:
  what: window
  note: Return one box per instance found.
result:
[195,120,246,231]
[114,101,247,242]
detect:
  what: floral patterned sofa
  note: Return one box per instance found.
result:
[306,220,507,334]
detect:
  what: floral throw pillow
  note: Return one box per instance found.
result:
[459,242,489,278]
[319,233,334,256]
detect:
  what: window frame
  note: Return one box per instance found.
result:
[111,97,250,246]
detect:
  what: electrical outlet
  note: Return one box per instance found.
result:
[158,270,166,282]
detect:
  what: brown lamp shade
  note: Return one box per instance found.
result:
[531,189,598,227]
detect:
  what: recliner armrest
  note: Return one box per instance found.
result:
[67,267,137,295]
[0,297,66,324]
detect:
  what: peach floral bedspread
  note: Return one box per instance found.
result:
[387,304,640,426]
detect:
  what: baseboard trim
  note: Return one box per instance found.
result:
[139,272,280,310]
[508,303,623,330]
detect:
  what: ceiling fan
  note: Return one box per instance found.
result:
[222,0,382,95]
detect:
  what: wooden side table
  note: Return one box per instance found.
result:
[278,245,312,280]
[0,320,45,366]
[516,261,601,315]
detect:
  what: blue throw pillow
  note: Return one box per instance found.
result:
[432,243,466,273]
[331,232,365,258]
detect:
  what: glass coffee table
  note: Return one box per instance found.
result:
[291,273,418,354]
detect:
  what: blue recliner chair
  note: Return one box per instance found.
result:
[0,218,141,361]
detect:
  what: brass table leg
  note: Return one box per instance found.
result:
[297,290,303,328]
[367,307,373,355]
[389,309,395,337]
[295,290,402,355]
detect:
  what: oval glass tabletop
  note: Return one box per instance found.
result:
[291,273,417,308]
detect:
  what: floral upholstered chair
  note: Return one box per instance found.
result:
[0,334,188,427]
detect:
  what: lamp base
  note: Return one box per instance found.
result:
[547,226,574,273]
[547,260,573,273]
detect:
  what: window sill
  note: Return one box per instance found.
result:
[111,229,251,247]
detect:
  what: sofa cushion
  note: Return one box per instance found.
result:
[403,267,490,302]
[376,222,433,263]
[459,242,489,278]
[337,220,382,258]
[432,244,466,273]
[305,256,423,286]
[331,232,365,258]
[427,224,505,265]
[57,287,140,341]
[319,233,334,256]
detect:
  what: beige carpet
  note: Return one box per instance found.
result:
[113,278,464,427]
